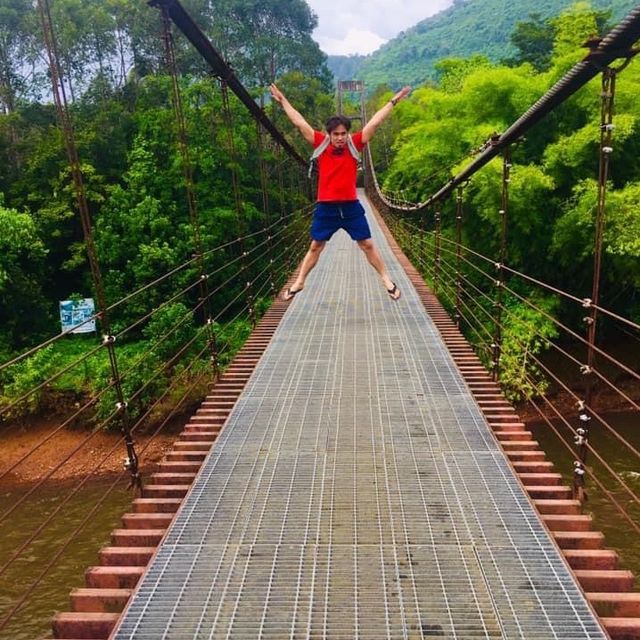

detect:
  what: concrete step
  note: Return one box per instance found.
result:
[500,440,540,452]
[494,430,533,442]
[564,549,619,571]
[211,381,246,388]
[507,450,546,462]
[132,498,182,514]
[526,485,572,500]
[179,431,218,442]
[205,394,240,402]
[574,570,635,592]
[553,531,604,550]
[52,612,120,639]
[533,499,581,515]
[198,408,234,415]
[588,592,640,617]
[489,421,527,431]
[184,422,223,431]
[143,484,190,499]
[466,385,501,393]
[186,412,229,428]
[157,460,202,474]
[164,451,207,461]
[519,473,563,486]
[99,546,155,567]
[85,566,144,589]
[147,472,196,485]
[512,461,555,473]
[601,618,640,640]
[476,399,513,407]
[173,441,213,452]
[70,588,131,613]
[542,514,593,531]
[473,389,504,404]
[121,512,173,530]
[484,413,522,424]
[111,529,165,546]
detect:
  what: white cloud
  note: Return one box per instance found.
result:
[306,0,453,56]
[316,28,387,56]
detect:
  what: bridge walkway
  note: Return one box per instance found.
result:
[111,193,605,639]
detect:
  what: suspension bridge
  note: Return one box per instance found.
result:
[1,1,640,639]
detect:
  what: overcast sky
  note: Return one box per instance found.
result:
[306,0,454,56]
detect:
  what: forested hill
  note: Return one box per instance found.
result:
[329,0,637,88]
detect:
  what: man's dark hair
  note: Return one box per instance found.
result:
[325,115,351,133]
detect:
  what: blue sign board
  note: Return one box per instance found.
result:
[59,298,96,334]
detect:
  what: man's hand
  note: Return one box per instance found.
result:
[270,83,285,104]
[362,85,412,143]
[270,83,314,144]
[391,86,412,106]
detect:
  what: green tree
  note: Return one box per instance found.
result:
[508,13,555,71]
[0,0,32,114]
[207,0,332,89]
[0,199,50,351]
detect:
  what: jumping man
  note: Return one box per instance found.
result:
[270,83,411,301]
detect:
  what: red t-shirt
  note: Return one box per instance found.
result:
[313,130,365,202]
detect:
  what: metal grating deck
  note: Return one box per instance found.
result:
[113,193,605,639]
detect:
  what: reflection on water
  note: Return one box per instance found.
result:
[0,477,132,640]
[529,411,640,576]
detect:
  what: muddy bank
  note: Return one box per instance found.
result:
[0,418,180,486]
[516,377,639,423]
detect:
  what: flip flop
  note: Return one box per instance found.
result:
[282,287,303,301]
[387,283,401,301]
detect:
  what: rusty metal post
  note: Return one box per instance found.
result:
[36,0,142,490]
[492,147,511,382]
[574,67,617,501]
[454,187,464,328]
[255,121,276,298]
[161,9,219,374]
[433,209,442,293]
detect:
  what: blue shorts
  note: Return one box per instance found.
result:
[310,200,372,242]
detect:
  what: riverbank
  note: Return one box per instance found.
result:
[0,418,180,486]
[516,377,639,423]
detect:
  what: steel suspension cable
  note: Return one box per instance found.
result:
[394,216,640,384]
[424,7,640,206]
[149,0,306,167]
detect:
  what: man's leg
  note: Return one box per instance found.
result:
[282,240,326,300]
[356,238,401,300]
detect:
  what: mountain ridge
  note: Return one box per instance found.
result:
[326,0,637,88]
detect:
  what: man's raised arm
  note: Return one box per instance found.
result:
[361,86,411,144]
[270,84,315,145]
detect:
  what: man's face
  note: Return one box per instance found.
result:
[329,124,348,148]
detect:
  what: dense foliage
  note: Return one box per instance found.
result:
[368,4,640,400]
[1,0,639,417]
[0,0,330,426]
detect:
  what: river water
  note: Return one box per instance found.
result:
[528,411,640,576]
[0,412,638,639]
[0,476,132,639]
